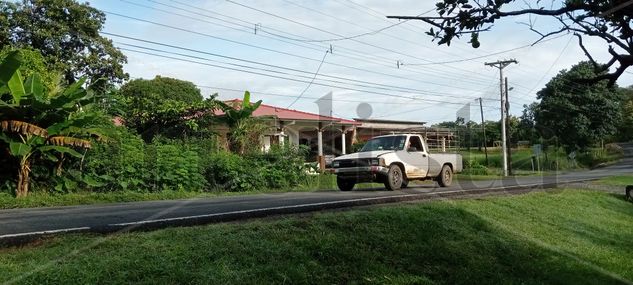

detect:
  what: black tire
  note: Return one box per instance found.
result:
[401,178,409,189]
[626,185,633,202]
[437,164,453,187]
[384,164,403,191]
[337,177,355,191]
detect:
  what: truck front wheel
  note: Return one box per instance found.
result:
[437,164,453,187]
[337,177,355,191]
[384,164,403,191]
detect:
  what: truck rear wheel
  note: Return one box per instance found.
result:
[437,164,453,187]
[337,177,355,191]
[384,164,403,191]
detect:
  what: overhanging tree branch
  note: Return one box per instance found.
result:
[387,0,633,86]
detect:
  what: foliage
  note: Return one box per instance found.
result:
[0,47,60,93]
[0,51,105,197]
[398,0,633,85]
[118,76,218,142]
[534,61,621,153]
[0,0,128,89]
[84,128,207,192]
[516,102,540,144]
[616,86,633,142]
[216,91,264,154]
[206,144,309,192]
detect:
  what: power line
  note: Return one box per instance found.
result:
[107,33,493,100]
[120,47,498,107]
[223,0,513,84]
[287,50,329,108]
[403,33,569,66]
[102,12,507,96]
[139,0,526,90]
[118,42,498,104]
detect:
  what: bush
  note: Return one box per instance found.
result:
[206,144,310,192]
[84,128,207,192]
[462,159,490,175]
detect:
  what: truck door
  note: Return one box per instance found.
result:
[400,135,429,178]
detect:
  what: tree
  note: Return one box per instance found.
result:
[118,76,216,142]
[0,51,106,197]
[387,1,632,85]
[516,102,539,144]
[0,0,128,89]
[616,86,633,142]
[534,61,621,153]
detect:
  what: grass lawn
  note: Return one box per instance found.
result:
[594,175,633,187]
[1,190,632,284]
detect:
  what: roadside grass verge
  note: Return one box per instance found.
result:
[1,190,632,284]
[593,175,633,187]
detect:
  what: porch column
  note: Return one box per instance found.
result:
[317,122,324,171]
[341,126,347,155]
[279,121,285,146]
[279,131,285,145]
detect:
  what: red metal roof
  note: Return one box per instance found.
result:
[217,99,359,125]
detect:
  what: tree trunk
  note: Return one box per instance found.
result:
[16,158,31,198]
[55,154,65,176]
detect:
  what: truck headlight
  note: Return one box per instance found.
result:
[332,161,340,168]
[371,158,380,166]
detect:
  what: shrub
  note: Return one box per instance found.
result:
[84,127,148,191]
[84,128,208,192]
[206,144,310,192]
[206,151,265,192]
[462,159,490,175]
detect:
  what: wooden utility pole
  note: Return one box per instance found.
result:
[478,98,489,166]
[505,77,513,175]
[485,59,517,177]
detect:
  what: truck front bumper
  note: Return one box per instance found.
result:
[333,166,389,182]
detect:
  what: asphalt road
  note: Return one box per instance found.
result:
[1,144,632,242]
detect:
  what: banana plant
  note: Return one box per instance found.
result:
[0,51,105,197]
[216,91,263,154]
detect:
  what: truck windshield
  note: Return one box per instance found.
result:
[360,136,407,152]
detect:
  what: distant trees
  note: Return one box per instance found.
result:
[534,62,622,152]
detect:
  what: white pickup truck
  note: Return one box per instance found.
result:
[332,134,463,191]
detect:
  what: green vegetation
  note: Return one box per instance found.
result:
[1,190,632,284]
[116,76,217,142]
[460,144,623,176]
[594,175,633,187]
[0,0,128,89]
[0,51,107,197]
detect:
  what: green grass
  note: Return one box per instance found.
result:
[594,175,633,186]
[0,186,334,210]
[2,190,632,284]
[461,147,622,172]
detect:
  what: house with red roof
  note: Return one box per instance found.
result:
[215,99,360,163]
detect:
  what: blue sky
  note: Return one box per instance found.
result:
[90,0,633,124]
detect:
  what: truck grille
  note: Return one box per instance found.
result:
[337,159,370,168]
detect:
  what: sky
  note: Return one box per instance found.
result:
[89,0,633,125]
